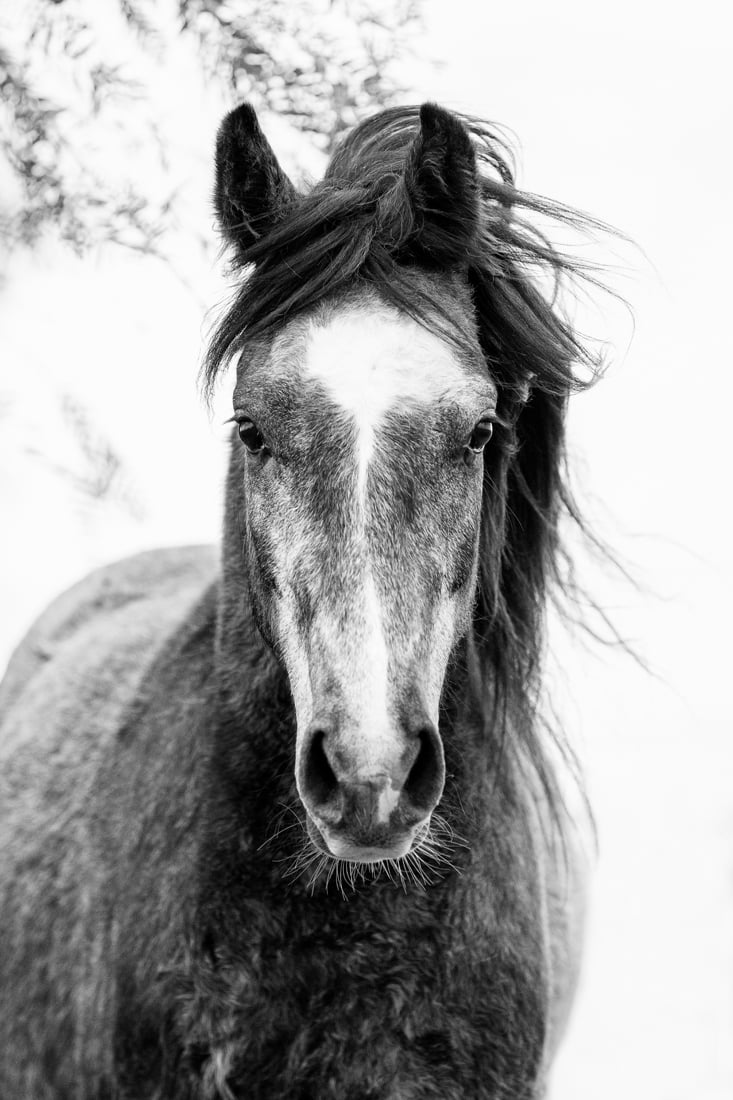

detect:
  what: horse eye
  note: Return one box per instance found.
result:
[237,419,266,454]
[467,419,494,453]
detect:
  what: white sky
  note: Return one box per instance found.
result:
[0,1,731,1096]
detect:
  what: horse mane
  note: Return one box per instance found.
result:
[204,105,612,829]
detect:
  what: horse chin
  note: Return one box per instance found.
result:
[304,813,426,865]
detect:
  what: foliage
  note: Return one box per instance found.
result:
[179,0,421,144]
[0,0,422,255]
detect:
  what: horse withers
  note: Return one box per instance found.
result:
[0,103,596,1098]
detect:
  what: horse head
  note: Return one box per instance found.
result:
[211,104,502,864]
[208,101,593,874]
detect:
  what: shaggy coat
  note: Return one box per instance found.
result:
[0,103,596,1099]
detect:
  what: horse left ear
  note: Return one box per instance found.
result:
[404,103,480,265]
[214,103,297,262]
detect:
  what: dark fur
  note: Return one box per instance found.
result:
[0,103,602,1098]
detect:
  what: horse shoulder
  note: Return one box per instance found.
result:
[0,545,218,1098]
[0,544,217,719]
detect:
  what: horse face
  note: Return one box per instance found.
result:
[234,293,495,862]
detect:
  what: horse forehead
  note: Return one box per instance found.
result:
[298,305,490,418]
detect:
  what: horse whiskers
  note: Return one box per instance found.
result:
[304,854,330,895]
[278,814,471,895]
[429,810,471,850]
[257,818,303,853]
[257,801,306,853]
[281,838,322,881]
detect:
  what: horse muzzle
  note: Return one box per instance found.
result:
[296,720,445,861]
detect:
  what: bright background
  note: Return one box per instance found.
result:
[1,2,731,1097]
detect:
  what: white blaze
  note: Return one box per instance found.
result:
[296,304,477,802]
[273,302,494,824]
[303,304,474,502]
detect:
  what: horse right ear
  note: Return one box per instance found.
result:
[214,104,297,262]
[402,103,480,266]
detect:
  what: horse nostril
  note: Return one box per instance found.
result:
[403,726,445,814]
[302,729,339,807]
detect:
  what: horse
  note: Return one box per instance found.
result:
[0,102,601,1098]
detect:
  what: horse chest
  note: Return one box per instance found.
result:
[172,892,548,1100]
